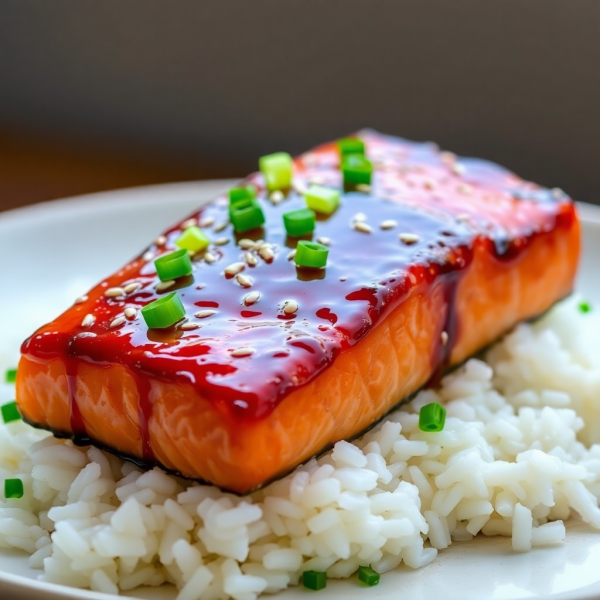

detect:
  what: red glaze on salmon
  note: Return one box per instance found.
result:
[16,131,580,493]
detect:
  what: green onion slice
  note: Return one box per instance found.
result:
[5,368,17,384]
[337,137,365,156]
[358,566,380,586]
[302,571,327,591]
[579,301,592,314]
[1,401,21,424]
[155,249,193,282]
[230,199,265,233]
[141,293,185,329]
[419,402,447,432]
[342,154,373,186]
[295,241,329,269]
[4,478,24,499]
[259,152,293,191]
[303,185,340,215]
[229,185,257,206]
[175,226,210,254]
[283,208,316,237]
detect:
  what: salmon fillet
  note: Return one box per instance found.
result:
[16,130,580,494]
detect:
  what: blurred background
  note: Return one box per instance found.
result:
[1,0,599,213]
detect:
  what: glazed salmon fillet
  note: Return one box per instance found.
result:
[16,131,580,494]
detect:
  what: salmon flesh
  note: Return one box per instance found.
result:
[16,131,580,493]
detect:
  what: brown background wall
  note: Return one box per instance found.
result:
[1,0,599,211]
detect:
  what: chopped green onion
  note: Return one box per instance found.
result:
[155,249,193,282]
[230,199,265,233]
[4,478,24,499]
[5,368,17,384]
[358,566,380,586]
[303,185,340,215]
[295,241,329,269]
[337,137,365,156]
[342,154,373,186]
[579,301,592,314]
[259,152,293,191]
[302,571,327,591]
[419,402,446,432]
[283,208,316,237]
[229,185,257,206]
[1,401,20,424]
[141,293,185,329]
[175,226,210,254]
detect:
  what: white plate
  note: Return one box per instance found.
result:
[1,182,599,600]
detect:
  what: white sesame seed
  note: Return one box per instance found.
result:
[456,213,470,222]
[441,331,449,345]
[303,153,319,167]
[245,252,258,266]
[195,310,216,319]
[213,220,229,233]
[105,287,125,298]
[243,291,261,306]
[230,347,255,358]
[270,190,284,205]
[353,212,367,222]
[155,235,167,246]
[204,252,217,264]
[440,151,456,164]
[236,274,253,288]
[124,307,137,320]
[110,316,126,329]
[287,250,297,261]
[182,218,198,229]
[282,299,299,314]
[293,180,308,195]
[123,282,141,294]
[354,221,373,234]
[356,183,371,193]
[74,295,88,305]
[380,219,397,230]
[457,183,473,195]
[309,174,327,185]
[399,233,420,245]
[316,236,331,246]
[452,163,466,177]
[143,251,154,262]
[200,216,215,228]
[180,322,200,331]
[155,280,175,292]
[213,237,230,246]
[258,246,275,261]
[238,238,257,250]
[81,314,96,328]
[224,262,245,276]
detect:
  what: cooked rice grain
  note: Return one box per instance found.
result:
[1,297,600,599]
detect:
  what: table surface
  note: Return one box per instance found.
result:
[0,130,242,213]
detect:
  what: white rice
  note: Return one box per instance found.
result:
[2,296,600,599]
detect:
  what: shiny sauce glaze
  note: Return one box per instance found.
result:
[21,131,576,448]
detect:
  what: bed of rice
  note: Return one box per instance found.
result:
[2,297,600,600]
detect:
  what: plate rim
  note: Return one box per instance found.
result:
[0,180,598,224]
[1,181,600,600]
[0,179,239,228]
